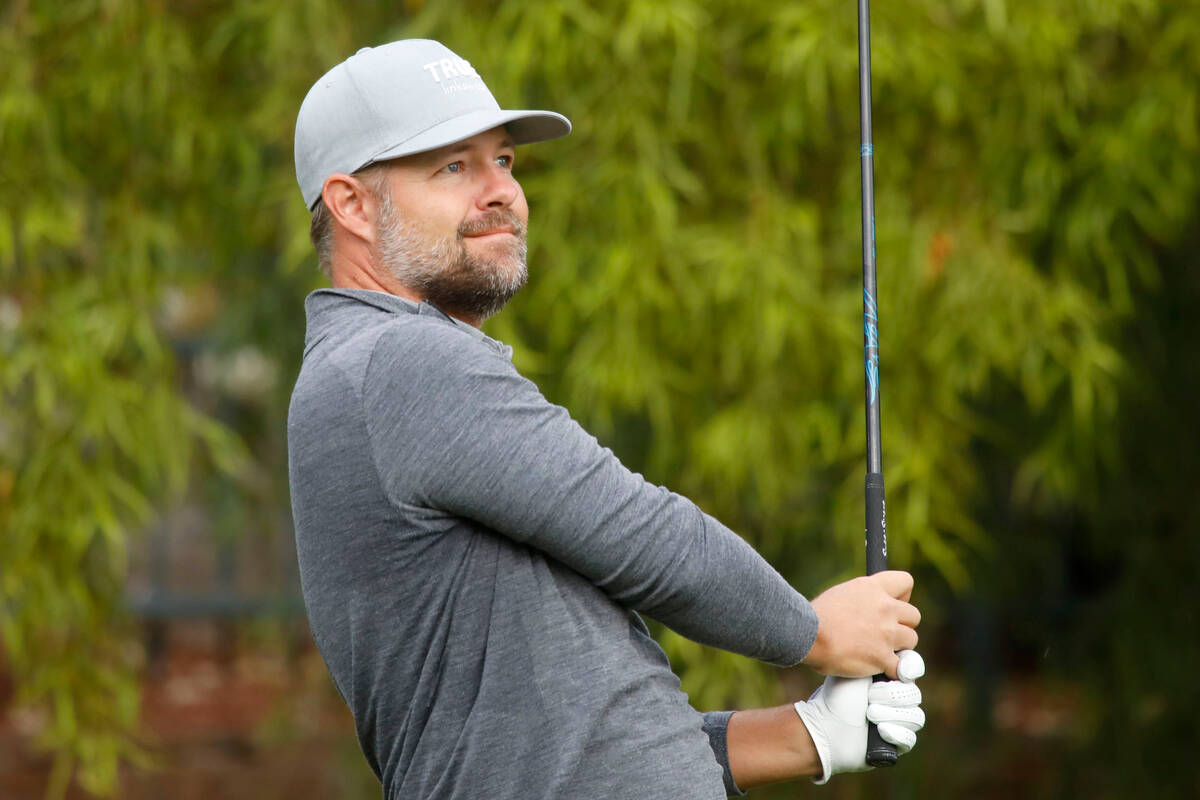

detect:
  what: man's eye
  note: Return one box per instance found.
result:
[496,155,513,168]
[443,162,463,174]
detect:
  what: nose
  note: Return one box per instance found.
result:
[477,164,520,211]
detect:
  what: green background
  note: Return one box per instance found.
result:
[2,0,1198,796]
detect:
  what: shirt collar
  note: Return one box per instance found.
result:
[302,288,513,360]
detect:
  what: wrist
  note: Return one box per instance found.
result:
[726,705,823,789]
[799,618,827,672]
[792,698,834,784]
[788,706,824,778]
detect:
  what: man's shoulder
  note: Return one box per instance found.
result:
[304,310,511,406]
[364,311,516,400]
[303,290,496,369]
[293,290,522,437]
[366,313,504,375]
[331,308,476,365]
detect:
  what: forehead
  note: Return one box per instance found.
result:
[396,125,514,169]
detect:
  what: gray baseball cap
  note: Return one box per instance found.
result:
[294,39,571,209]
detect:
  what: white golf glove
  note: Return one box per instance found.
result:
[792,649,926,785]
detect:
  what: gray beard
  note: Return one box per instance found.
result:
[375,192,528,324]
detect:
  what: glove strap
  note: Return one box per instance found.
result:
[793,700,834,785]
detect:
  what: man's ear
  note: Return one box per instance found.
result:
[321,173,378,244]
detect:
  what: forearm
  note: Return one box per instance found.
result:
[726,706,823,790]
[459,411,818,664]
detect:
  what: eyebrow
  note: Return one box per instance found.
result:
[441,136,516,157]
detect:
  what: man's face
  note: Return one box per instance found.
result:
[371,127,530,324]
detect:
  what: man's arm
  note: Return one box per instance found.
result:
[364,321,918,675]
[362,319,925,790]
[364,323,817,665]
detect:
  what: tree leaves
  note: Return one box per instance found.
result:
[3,0,1198,794]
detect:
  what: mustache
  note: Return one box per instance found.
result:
[458,210,525,239]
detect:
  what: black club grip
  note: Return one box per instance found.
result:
[864,473,897,767]
[866,673,898,767]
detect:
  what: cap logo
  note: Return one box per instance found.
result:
[421,58,485,95]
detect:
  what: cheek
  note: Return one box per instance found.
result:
[390,190,454,233]
[513,185,530,224]
[415,200,468,237]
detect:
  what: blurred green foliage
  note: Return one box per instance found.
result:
[1,0,1198,796]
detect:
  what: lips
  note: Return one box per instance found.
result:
[460,210,524,240]
[465,228,516,238]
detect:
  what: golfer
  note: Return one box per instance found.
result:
[288,39,925,799]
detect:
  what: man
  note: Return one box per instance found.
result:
[288,39,925,799]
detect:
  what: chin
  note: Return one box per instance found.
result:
[495,259,526,280]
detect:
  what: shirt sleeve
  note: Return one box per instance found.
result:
[702,711,746,797]
[362,322,817,666]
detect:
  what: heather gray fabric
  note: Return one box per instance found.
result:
[287,288,818,799]
[701,711,741,796]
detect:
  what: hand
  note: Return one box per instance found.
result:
[792,649,926,784]
[802,571,920,678]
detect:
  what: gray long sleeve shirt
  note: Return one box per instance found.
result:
[287,289,819,799]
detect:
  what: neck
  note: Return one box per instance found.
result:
[330,253,423,304]
[329,257,484,330]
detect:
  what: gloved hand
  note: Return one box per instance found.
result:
[792,649,926,784]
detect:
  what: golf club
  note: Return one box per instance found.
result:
[857,0,899,769]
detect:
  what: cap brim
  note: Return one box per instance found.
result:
[367,108,571,165]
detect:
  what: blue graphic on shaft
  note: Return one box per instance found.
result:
[863,289,879,406]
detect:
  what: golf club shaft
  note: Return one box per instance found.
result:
[857,0,898,769]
